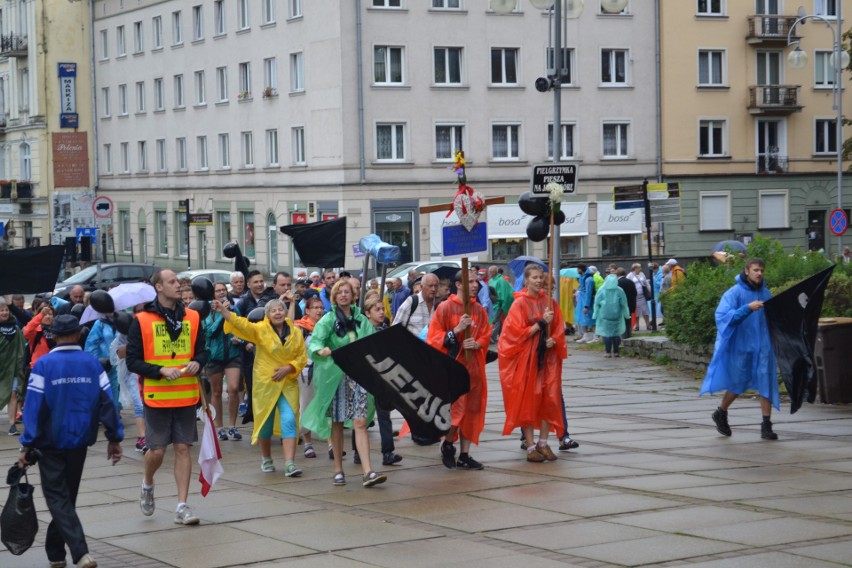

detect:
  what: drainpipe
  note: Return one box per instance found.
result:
[654,0,663,255]
[89,0,99,191]
[356,0,366,183]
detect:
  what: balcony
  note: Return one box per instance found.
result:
[0,34,28,57]
[756,153,788,174]
[15,181,33,199]
[0,181,10,199]
[748,85,803,115]
[747,15,800,44]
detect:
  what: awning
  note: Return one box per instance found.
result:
[596,201,643,235]
[559,202,589,237]
[487,204,530,239]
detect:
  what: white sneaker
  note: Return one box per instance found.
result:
[174,504,200,525]
[588,336,601,344]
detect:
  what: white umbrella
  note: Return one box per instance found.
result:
[79,282,156,324]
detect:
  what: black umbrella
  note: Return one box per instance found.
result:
[430,265,460,295]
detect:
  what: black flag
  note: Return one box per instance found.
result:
[331,325,470,440]
[764,265,834,414]
[280,217,346,268]
[0,245,65,295]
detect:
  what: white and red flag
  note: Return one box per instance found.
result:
[198,407,223,497]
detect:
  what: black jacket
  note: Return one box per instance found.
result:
[617,276,637,314]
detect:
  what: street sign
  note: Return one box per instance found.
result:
[76,226,97,243]
[189,213,213,226]
[92,195,114,218]
[649,201,682,222]
[531,164,577,195]
[613,184,645,210]
[829,208,848,236]
[443,223,488,257]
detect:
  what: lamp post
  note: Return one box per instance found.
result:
[787,5,847,256]
[491,0,628,301]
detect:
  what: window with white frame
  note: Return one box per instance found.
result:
[492,123,520,160]
[601,49,628,85]
[116,25,126,56]
[602,121,629,158]
[697,0,724,15]
[376,123,405,161]
[153,78,164,111]
[138,141,148,171]
[16,142,28,180]
[99,29,108,59]
[264,57,277,92]
[699,192,731,230]
[698,49,725,86]
[176,137,187,170]
[152,16,163,48]
[216,66,228,101]
[133,21,143,53]
[435,123,463,160]
[814,0,837,18]
[197,136,208,170]
[194,70,206,105]
[18,68,28,113]
[120,142,129,173]
[374,46,404,84]
[699,119,727,156]
[814,51,835,87]
[266,129,279,166]
[759,190,788,229]
[289,0,303,18]
[292,127,305,164]
[217,212,231,254]
[219,133,230,168]
[120,210,131,252]
[600,0,630,13]
[118,83,128,115]
[214,0,225,35]
[238,0,250,29]
[103,144,112,174]
[491,48,518,85]
[192,5,203,40]
[815,118,837,154]
[289,52,303,92]
[241,212,256,258]
[241,131,254,166]
[101,87,110,117]
[156,139,167,171]
[262,0,275,23]
[174,74,185,107]
[373,0,401,7]
[434,47,462,85]
[548,123,576,159]
[433,0,461,8]
[546,47,574,85]
[176,211,188,256]
[155,210,168,255]
[238,62,251,97]
[172,11,183,45]
[135,81,145,112]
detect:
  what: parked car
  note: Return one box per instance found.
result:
[383,260,462,289]
[54,263,160,298]
[177,269,234,291]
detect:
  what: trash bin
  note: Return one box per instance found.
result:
[815,317,852,404]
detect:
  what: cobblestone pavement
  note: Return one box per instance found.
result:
[3,343,852,567]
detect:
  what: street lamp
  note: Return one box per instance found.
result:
[787,5,846,256]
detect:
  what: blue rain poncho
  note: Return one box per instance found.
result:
[578,269,596,327]
[593,274,630,338]
[700,272,779,409]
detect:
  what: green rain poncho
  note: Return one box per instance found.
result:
[592,274,630,338]
[0,318,25,409]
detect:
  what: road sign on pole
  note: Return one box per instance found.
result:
[92,195,114,218]
[829,208,848,236]
[531,164,578,195]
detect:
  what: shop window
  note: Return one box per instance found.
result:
[601,234,632,257]
[491,238,525,261]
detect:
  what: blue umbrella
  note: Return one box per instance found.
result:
[712,240,747,254]
[508,255,547,291]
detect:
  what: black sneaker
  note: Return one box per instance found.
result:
[440,442,456,469]
[712,408,732,437]
[559,437,579,451]
[382,451,403,466]
[353,451,361,465]
[761,421,778,440]
[457,454,484,470]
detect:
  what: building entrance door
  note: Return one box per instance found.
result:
[807,209,826,252]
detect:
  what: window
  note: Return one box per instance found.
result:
[433,0,461,8]
[815,0,837,18]
[241,131,254,166]
[376,123,405,161]
[103,144,112,174]
[218,133,231,168]
[17,68,28,113]
[292,127,305,164]
[120,210,131,252]
[491,48,518,85]
[601,49,628,85]
[176,137,187,170]
[138,141,148,172]
[18,142,29,179]
[238,0,250,29]
[374,46,404,84]
[241,212,256,258]
[815,118,837,154]
[99,29,108,59]
[101,87,110,117]
[116,25,126,56]
[698,49,725,86]
[156,139,167,171]
[120,142,129,173]
[238,63,252,98]
[434,47,462,85]
[197,135,208,170]
[174,74,185,108]
[289,53,303,92]
[133,21,144,53]
[262,0,275,24]
[699,192,731,230]
[492,124,520,159]
[152,16,163,48]
[699,119,726,156]
[192,5,203,40]
[135,81,145,112]
[153,78,164,111]
[176,211,188,257]
[546,47,574,85]
[373,0,401,7]
[601,0,630,13]
[266,129,279,166]
[156,211,168,255]
[217,212,232,254]
[289,0,303,18]
[214,0,225,35]
[194,70,206,105]
[814,51,835,87]
[602,122,629,158]
[697,0,724,15]
[548,123,576,159]
[435,124,463,160]
[118,84,128,115]
[216,66,228,102]
[759,190,788,229]
[172,11,183,45]
[264,57,278,92]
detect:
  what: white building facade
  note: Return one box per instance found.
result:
[93,0,657,274]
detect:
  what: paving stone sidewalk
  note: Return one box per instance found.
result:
[2,344,852,567]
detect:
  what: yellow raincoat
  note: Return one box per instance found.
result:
[225,314,307,444]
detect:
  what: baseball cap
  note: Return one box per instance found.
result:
[50,314,82,336]
[666,258,678,266]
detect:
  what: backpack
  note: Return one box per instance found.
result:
[404,295,420,329]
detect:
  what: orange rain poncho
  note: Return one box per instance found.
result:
[497,289,568,437]
[426,294,492,445]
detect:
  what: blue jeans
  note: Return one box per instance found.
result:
[603,336,621,354]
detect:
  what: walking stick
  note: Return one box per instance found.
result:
[461,257,471,361]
